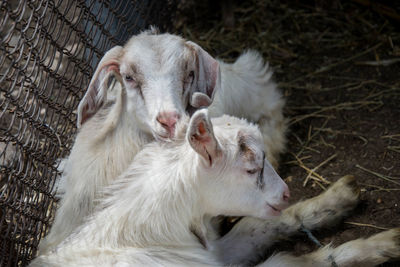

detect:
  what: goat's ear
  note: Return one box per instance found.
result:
[190,92,213,108]
[147,25,160,35]
[186,41,220,108]
[77,46,123,128]
[187,110,222,166]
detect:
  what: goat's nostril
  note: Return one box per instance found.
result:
[156,112,180,133]
[156,116,168,128]
[283,190,290,202]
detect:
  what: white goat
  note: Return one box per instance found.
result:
[40,28,285,252]
[32,111,400,266]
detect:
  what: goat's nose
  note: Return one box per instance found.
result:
[156,112,180,134]
[282,185,290,202]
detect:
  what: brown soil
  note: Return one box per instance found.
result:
[176,0,400,265]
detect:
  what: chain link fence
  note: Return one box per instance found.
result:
[0,0,176,265]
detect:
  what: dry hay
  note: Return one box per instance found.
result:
[175,0,400,264]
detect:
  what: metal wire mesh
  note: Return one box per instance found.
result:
[0,0,176,265]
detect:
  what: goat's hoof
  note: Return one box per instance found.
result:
[325,175,360,211]
[368,228,400,261]
[336,175,360,195]
[392,228,400,256]
[394,228,400,251]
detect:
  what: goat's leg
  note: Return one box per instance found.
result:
[278,174,360,231]
[213,175,360,265]
[262,228,400,267]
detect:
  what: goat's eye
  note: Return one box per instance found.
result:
[125,75,134,82]
[247,169,258,175]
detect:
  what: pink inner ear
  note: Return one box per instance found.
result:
[194,121,211,143]
[106,63,120,73]
[198,122,206,135]
[194,133,211,144]
[78,62,119,127]
[194,123,211,143]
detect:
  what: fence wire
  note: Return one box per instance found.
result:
[0,0,176,265]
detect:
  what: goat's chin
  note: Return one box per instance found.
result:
[153,132,173,142]
[150,125,171,141]
[266,208,282,217]
[255,204,283,220]
[152,129,180,142]
[152,124,188,142]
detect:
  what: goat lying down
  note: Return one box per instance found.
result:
[32,111,400,266]
[40,28,285,252]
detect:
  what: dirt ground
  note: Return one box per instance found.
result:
[176,0,400,265]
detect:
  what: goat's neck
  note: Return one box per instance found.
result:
[78,143,208,249]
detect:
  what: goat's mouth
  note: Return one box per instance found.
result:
[154,133,172,141]
[153,130,176,142]
[151,122,177,141]
[266,203,282,216]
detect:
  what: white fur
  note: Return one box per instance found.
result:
[212,50,286,167]
[40,30,286,253]
[32,111,289,266]
[39,80,154,252]
[32,114,400,266]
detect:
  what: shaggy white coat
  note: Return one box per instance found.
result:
[39,29,286,253]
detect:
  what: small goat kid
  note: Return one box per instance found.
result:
[40,29,285,252]
[33,111,400,266]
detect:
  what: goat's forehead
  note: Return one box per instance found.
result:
[211,116,263,147]
[122,34,186,72]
